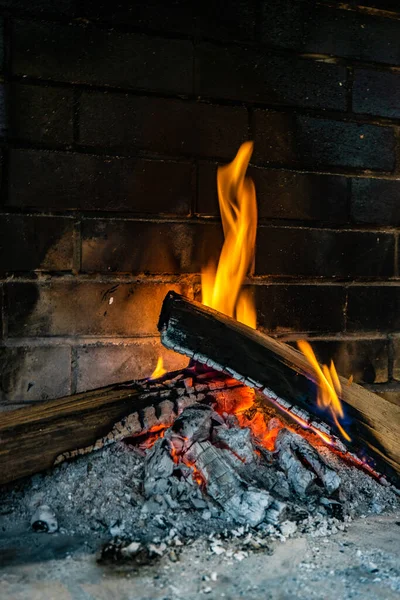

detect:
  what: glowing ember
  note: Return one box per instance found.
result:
[201,141,257,328]
[297,340,351,442]
[150,356,167,380]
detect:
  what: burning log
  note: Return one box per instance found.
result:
[158,291,400,485]
[0,369,245,486]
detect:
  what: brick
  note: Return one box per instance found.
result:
[82,220,223,274]
[11,20,193,94]
[354,68,400,119]
[75,341,187,393]
[0,346,71,404]
[77,0,255,41]
[0,19,3,73]
[8,149,193,215]
[9,83,74,144]
[374,390,400,407]
[0,84,6,138]
[261,1,400,66]
[0,214,73,272]
[253,111,395,171]
[255,284,346,334]
[310,339,388,384]
[0,0,75,14]
[392,339,400,381]
[195,43,346,110]
[198,162,348,223]
[0,284,2,339]
[255,227,394,278]
[6,282,190,337]
[330,0,400,12]
[351,178,400,225]
[347,286,400,332]
[79,93,248,159]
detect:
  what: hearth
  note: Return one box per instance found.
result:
[2,1,400,598]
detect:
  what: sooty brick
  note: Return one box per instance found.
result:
[0,214,73,272]
[0,19,4,73]
[9,83,74,145]
[198,162,348,223]
[81,220,223,274]
[331,0,400,12]
[6,282,189,337]
[0,285,2,339]
[311,339,388,384]
[0,346,71,404]
[196,43,346,110]
[255,284,345,334]
[75,341,187,393]
[261,1,400,66]
[0,0,75,15]
[11,20,193,94]
[0,84,6,139]
[79,93,248,159]
[347,286,400,332]
[353,69,400,119]
[253,111,395,171]
[8,149,193,215]
[255,227,394,278]
[351,178,400,225]
[76,0,255,42]
[391,339,400,381]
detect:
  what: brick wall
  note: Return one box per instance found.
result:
[1,0,400,409]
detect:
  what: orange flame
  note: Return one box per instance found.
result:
[201,141,257,328]
[297,340,351,442]
[150,356,167,380]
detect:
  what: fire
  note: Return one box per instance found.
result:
[150,356,167,380]
[201,141,257,328]
[200,142,351,447]
[297,340,351,442]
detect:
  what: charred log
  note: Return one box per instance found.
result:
[158,291,400,484]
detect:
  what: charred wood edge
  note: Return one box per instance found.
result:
[0,367,244,486]
[158,291,400,486]
[53,376,242,465]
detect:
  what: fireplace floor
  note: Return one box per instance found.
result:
[0,513,399,599]
[1,429,400,599]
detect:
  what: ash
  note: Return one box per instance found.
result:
[1,405,399,555]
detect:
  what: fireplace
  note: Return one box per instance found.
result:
[1,0,400,412]
[1,0,400,597]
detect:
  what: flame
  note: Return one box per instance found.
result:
[201,141,257,328]
[150,356,167,380]
[297,340,351,442]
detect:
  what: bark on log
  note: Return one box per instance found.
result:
[0,370,245,486]
[158,291,400,484]
[0,378,158,486]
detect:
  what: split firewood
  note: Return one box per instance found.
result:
[158,291,400,485]
[0,369,246,485]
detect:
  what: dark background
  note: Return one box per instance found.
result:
[1,0,400,408]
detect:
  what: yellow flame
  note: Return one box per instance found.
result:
[150,356,167,380]
[297,340,351,442]
[201,141,257,328]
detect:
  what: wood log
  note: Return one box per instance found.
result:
[0,369,245,486]
[0,378,157,486]
[158,291,400,484]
